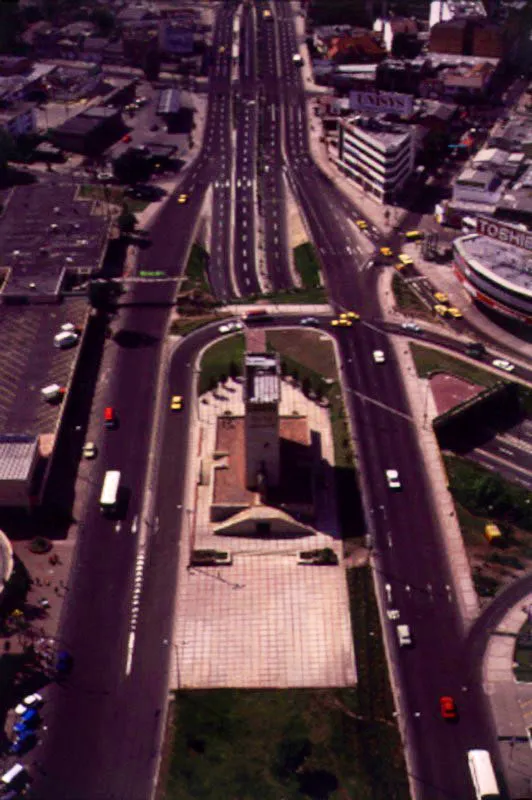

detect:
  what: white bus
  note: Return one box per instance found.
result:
[100,470,121,513]
[468,750,500,800]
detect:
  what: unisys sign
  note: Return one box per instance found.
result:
[349,90,413,116]
[476,217,532,253]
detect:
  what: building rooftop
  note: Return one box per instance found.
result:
[0,182,109,299]
[455,234,532,298]
[0,435,38,480]
[344,115,412,150]
[245,353,279,404]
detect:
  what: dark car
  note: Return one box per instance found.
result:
[150,123,159,132]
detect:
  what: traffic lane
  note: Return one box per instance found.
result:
[32,301,170,800]
[343,348,481,799]
[210,185,234,300]
[98,353,198,800]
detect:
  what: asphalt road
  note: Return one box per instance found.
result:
[272,3,503,797]
[136,6,237,301]
[233,3,261,296]
[30,282,175,800]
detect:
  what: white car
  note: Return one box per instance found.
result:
[82,442,97,459]
[373,350,385,364]
[401,322,421,333]
[218,321,243,334]
[386,469,401,490]
[15,693,43,715]
[300,317,319,326]
[492,358,515,373]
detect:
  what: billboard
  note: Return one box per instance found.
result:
[349,90,413,116]
[476,217,532,254]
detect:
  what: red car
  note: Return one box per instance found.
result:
[122,134,132,143]
[440,696,457,720]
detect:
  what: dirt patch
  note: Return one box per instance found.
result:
[430,372,483,415]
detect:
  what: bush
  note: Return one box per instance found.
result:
[28,537,52,554]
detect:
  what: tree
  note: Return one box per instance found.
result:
[0,129,16,184]
[90,8,115,35]
[113,149,152,185]
[117,205,137,234]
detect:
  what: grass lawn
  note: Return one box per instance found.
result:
[198,334,245,395]
[78,183,149,213]
[233,287,328,305]
[391,273,429,316]
[163,566,408,800]
[293,243,322,289]
[181,243,211,295]
[410,343,500,388]
[266,330,353,469]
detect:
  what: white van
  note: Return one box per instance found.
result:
[41,383,64,402]
[54,330,79,349]
[1,763,26,786]
[397,624,412,647]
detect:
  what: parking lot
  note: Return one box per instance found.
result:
[0,300,88,438]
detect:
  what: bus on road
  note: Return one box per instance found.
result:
[100,470,120,514]
[468,750,500,800]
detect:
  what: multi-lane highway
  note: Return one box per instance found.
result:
[272,3,502,798]
[28,2,526,798]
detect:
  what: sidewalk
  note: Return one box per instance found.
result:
[483,597,532,799]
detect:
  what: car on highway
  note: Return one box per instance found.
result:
[396,624,412,647]
[401,321,422,333]
[439,696,457,720]
[492,358,515,373]
[218,321,243,334]
[14,694,43,716]
[405,230,424,240]
[434,304,449,318]
[355,219,367,230]
[104,406,117,430]
[340,311,360,321]
[447,307,463,319]
[398,254,414,266]
[385,469,401,490]
[434,292,449,304]
[122,134,132,143]
[372,350,386,364]
[331,318,352,327]
[299,317,319,326]
[380,246,393,257]
[82,442,97,460]
[218,45,226,53]
[177,193,188,204]
[171,395,183,411]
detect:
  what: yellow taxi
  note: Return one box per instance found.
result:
[177,193,188,204]
[398,254,414,266]
[340,311,360,321]
[356,219,368,230]
[171,395,183,411]
[331,318,352,327]
[447,307,463,319]
[405,230,424,240]
[434,291,449,304]
[434,304,449,318]
[380,246,393,257]
[218,46,226,53]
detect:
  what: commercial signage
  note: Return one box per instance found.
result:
[476,217,532,254]
[349,90,413,116]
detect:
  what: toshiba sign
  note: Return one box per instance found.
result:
[349,91,413,117]
[476,217,532,253]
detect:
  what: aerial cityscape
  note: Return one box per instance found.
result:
[0,0,530,797]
